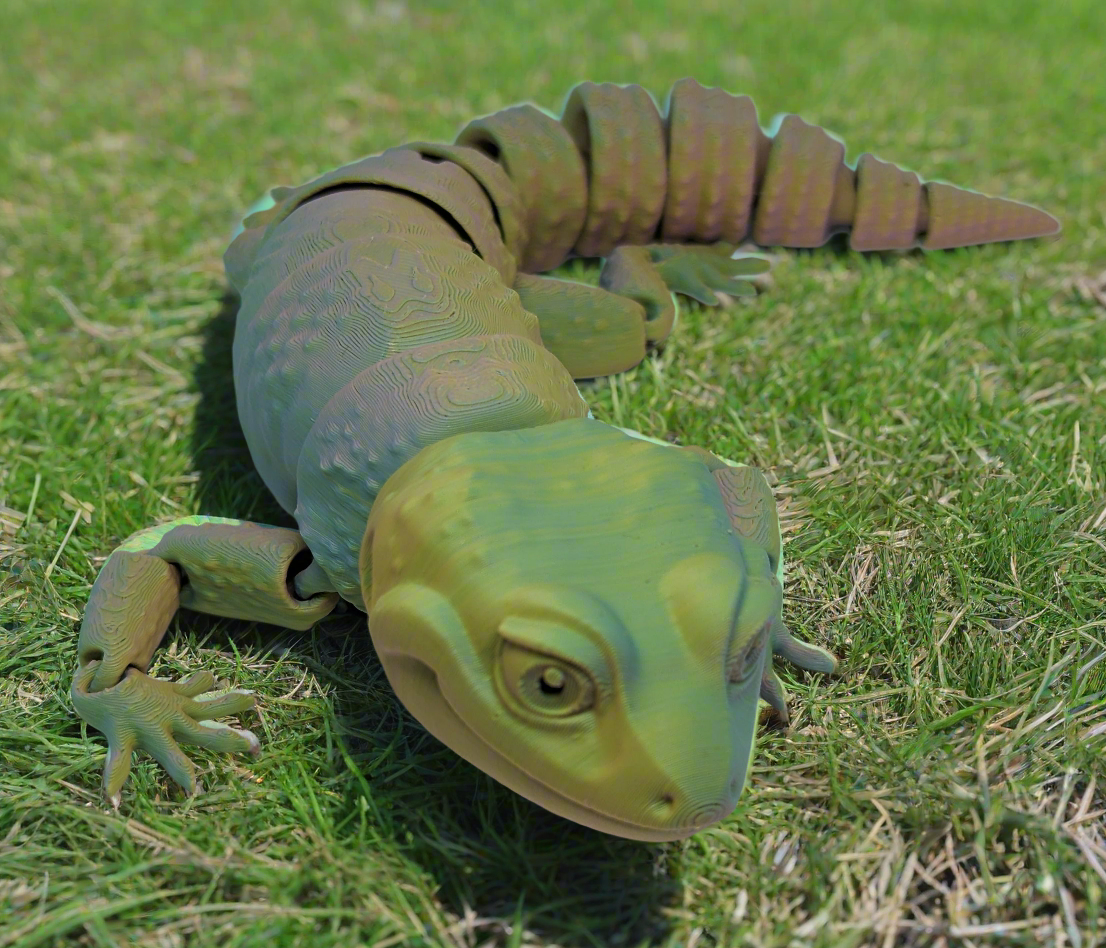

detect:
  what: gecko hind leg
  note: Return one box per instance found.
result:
[513,270,650,379]
[515,243,770,379]
[71,515,339,805]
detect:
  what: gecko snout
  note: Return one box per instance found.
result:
[650,775,741,832]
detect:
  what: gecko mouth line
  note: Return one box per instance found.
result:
[387,650,711,842]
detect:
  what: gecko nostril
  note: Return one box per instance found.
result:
[653,792,729,829]
[652,792,677,815]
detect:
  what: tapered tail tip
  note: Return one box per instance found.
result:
[922,182,1060,250]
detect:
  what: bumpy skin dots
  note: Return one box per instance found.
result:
[399,141,530,266]
[294,333,591,608]
[661,78,769,243]
[108,517,339,630]
[455,103,587,273]
[511,272,650,378]
[232,190,543,514]
[72,516,338,804]
[559,81,668,257]
[263,148,515,283]
[456,76,1057,258]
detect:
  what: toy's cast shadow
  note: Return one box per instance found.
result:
[188,293,682,947]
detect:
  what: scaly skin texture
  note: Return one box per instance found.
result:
[71,78,1059,840]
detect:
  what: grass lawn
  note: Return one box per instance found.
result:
[2,0,1104,945]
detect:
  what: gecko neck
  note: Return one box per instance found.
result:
[292,333,592,609]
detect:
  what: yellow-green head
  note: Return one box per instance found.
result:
[359,418,797,840]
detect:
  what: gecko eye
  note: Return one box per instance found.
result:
[499,641,596,717]
[727,621,769,686]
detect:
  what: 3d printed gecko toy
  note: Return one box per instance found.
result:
[71,78,1059,840]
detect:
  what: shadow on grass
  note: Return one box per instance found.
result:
[186,293,682,947]
[189,290,296,529]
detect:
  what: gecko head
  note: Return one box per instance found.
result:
[359,419,783,840]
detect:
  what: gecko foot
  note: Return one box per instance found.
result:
[71,663,259,807]
[649,243,771,305]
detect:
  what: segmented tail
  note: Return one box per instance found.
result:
[456,78,1059,273]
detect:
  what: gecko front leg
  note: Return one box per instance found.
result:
[71,515,339,805]
[607,436,839,723]
[710,462,838,724]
